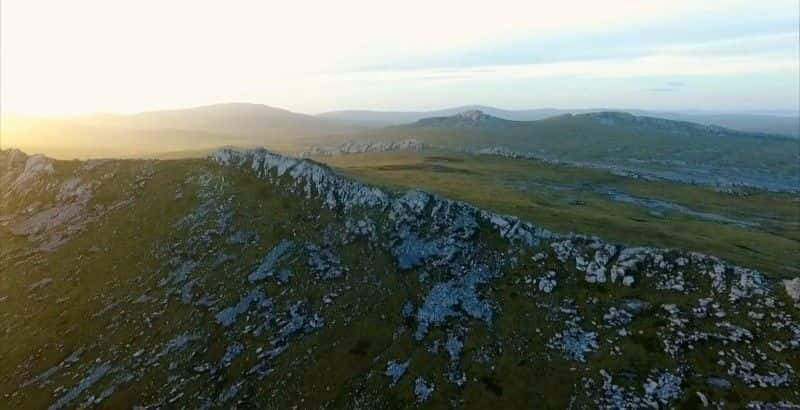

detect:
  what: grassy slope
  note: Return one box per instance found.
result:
[364,114,799,174]
[318,150,800,279]
[1,155,798,408]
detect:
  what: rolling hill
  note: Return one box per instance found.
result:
[79,103,361,139]
[1,103,361,159]
[355,110,799,192]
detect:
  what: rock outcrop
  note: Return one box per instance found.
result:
[299,139,426,157]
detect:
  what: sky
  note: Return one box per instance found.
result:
[1,0,798,116]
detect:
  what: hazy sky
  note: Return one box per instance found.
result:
[2,0,798,115]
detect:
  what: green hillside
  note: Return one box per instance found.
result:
[362,111,799,192]
[1,148,798,408]
[318,150,800,279]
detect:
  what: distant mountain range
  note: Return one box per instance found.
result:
[1,103,362,158]
[80,103,362,138]
[2,103,797,178]
[319,105,800,138]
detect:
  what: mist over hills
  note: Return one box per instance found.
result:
[79,103,362,138]
[1,103,362,158]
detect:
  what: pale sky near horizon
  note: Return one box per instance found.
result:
[1,0,798,116]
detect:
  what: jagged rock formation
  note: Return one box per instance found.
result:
[299,139,427,157]
[0,150,146,252]
[1,148,798,408]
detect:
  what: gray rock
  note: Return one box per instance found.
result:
[306,244,344,279]
[221,343,244,367]
[385,360,410,387]
[445,333,463,363]
[414,265,496,340]
[643,372,683,405]
[300,139,427,157]
[9,154,54,193]
[706,377,732,391]
[538,271,557,293]
[211,149,389,211]
[48,363,111,410]
[248,240,293,282]
[549,320,599,362]
[215,289,270,328]
[414,377,435,403]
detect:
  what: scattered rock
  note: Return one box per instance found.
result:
[414,377,435,403]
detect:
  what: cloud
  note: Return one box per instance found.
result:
[2,0,798,114]
[335,54,797,84]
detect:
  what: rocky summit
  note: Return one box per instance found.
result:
[0,148,798,409]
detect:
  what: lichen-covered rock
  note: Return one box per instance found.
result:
[306,244,345,279]
[248,240,294,283]
[585,260,607,284]
[642,371,683,406]
[445,333,463,363]
[221,343,245,368]
[385,360,410,387]
[549,319,599,362]
[344,217,377,243]
[538,271,557,293]
[603,307,633,327]
[745,400,800,409]
[414,265,496,340]
[215,289,271,328]
[211,149,390,210]
[414,377,435,403]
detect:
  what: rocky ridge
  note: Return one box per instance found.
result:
[0,147,797,408]
[299,139,427,157]
[210,148,799,407]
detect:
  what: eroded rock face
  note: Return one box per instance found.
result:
[1,151,155,252]
[212,148,390,210]
[1,152,97,251]
[7,153,55,194]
